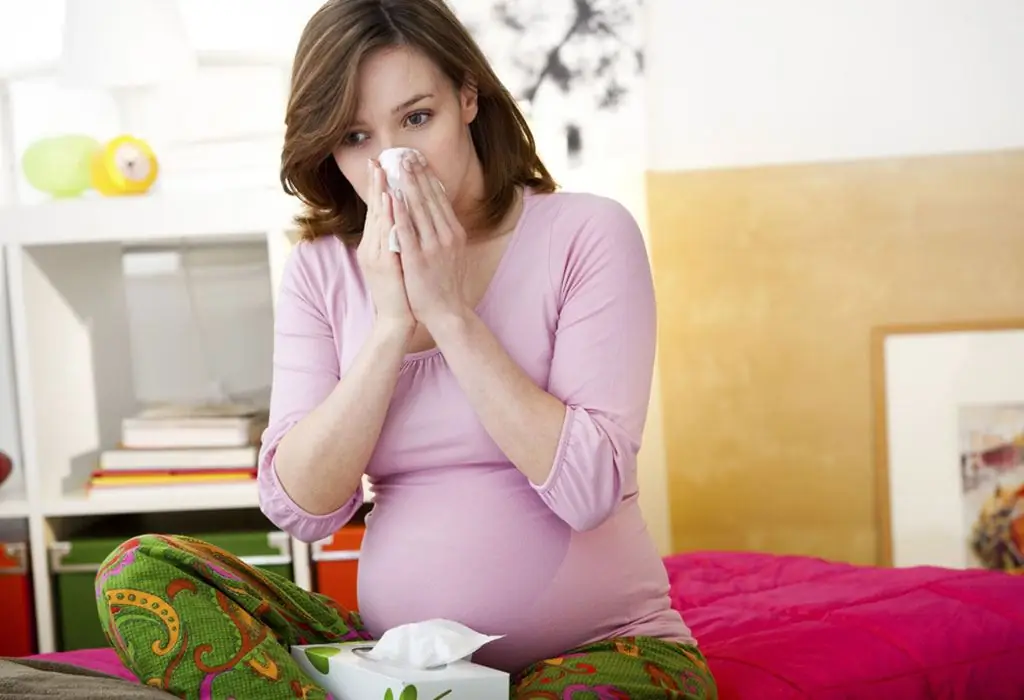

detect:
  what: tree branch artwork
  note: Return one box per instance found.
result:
[454,0,644,165]
[490,0,644,111]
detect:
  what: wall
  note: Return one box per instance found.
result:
[644,0,1024,564]
[645,0,1024,171]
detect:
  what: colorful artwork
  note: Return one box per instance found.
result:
[959,404,1024,573]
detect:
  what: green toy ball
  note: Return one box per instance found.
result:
[21,134,101,198]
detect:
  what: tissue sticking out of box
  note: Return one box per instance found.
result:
[378,147,421,254]
[360,619,504,670]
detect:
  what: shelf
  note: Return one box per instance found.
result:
[43,481,261,517]
[0,187,301,246]
[41,477,374,517]
[0,496,30,519]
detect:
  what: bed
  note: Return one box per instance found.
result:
[19,551,1024,699]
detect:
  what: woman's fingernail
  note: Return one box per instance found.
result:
[417,151,427,166]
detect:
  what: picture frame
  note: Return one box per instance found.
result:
[871,319,1024,570]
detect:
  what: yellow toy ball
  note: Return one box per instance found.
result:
[90,135,159,196]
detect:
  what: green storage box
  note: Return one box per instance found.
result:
[50,530,293,651]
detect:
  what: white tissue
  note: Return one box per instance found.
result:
[386,225,402,254]
[378,147,421,253]
[379,147,419,192]
[360,619,503,670]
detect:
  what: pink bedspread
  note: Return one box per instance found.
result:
[29,551,1024,698]
[30,647,137,682]
[667,551,1024,699]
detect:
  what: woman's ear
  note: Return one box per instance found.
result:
[459,78,479,124]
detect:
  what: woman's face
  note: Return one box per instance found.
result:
[333,46,479,213]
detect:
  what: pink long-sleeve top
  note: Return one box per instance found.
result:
[258,189,694,673]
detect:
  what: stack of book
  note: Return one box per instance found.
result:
[87,403,269,498]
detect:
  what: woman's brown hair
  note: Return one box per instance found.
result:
[280,0,557,244]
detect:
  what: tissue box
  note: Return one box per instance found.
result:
[291,640,510,699]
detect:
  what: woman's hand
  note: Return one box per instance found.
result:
[357,159,416,335]
[391,151,471,330]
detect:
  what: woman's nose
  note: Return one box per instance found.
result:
[374,135,408,158]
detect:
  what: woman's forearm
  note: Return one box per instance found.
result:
[272,321,411,515]
[430,309,566,485]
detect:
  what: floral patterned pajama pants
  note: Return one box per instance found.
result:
[95,534,718,699]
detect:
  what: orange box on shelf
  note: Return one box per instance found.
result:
[312,525,365,611]
[0,541,36,656]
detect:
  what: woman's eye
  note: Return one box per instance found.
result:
[343,132,367,147]
[405,111,430,128]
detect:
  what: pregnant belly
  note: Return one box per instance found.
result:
[356,467,571,663]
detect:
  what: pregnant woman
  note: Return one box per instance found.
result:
[96,1,717,698]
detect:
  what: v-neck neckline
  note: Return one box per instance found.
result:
[402,188,536,363]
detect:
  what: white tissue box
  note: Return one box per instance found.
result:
[290,640,510,699]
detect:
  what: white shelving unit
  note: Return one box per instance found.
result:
[0,245,26,517]
[0,187,352,653]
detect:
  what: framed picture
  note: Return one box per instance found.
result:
[872,320,1024,570]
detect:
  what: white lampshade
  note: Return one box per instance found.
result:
[60,0,195,89]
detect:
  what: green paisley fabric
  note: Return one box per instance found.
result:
[95,534,717,699]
